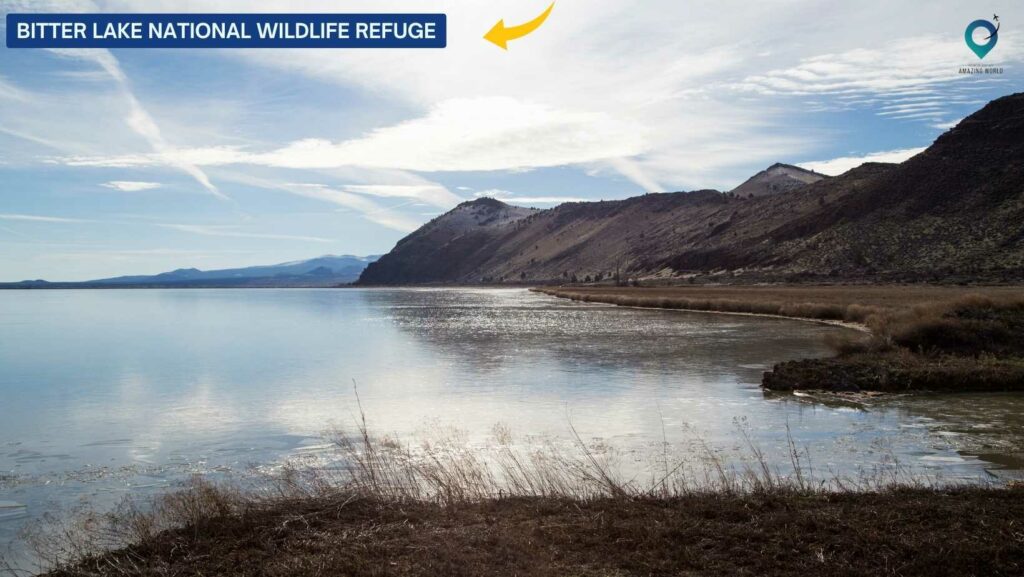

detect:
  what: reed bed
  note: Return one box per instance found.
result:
[8,405,957,577]
[538,287,1024,393]
[537,288,882,323]
[11,412,1021,577]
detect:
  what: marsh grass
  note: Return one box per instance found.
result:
[538,289,880,323]
[538,287,1024,393]
[11,416,1014,577]
[7,394,953,577]
[535,288,1024,352]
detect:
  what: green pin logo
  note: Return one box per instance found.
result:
[965,15,999,59]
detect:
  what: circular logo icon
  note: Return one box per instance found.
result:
[965,19,998,59]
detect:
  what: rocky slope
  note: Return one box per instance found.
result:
[359,93,1024,285]
[730,163,827,198]
[359,198,538,284]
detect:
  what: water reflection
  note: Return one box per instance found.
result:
[1,288,1023,560]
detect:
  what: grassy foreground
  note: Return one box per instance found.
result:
[40,487,1024,577]
[21,416,1024,577]
[535,286,1024,393]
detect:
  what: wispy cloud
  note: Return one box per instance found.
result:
[799,147,926,175]
[40,248,254,261]
[205,170,427,233]
[341,184,462,208]
[736,37,967,96]
[931,118,963,130]
[159,223,335,243]
[253,97,644,172]
[58,97,645,174]
[38,1,816,190]
[0,213,90,223]
[0,75,30,102]
[49,48,226,199]
[473,189,586,205]
[279,183,423,232]
[603,157,664,193]
[732,33,1022,126]
[101,180,161,192]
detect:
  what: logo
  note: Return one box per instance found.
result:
[965,14,999,59]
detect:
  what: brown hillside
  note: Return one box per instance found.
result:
[359,93,1024,285]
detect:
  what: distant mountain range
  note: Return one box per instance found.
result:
[359,93,1024,285]
[4,255,379,288]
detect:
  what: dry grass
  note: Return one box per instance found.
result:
[8,401,977,577]
[13,414,1023,577]
[887,295,1024,357]
[764,351,1024,393]
[35,487,1024,577]
[536,286,1024,393]
[534,285,1024,325]
[820,295,1024,356]
[535,287,880,323]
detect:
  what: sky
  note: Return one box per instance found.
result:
[1,0,1022,281]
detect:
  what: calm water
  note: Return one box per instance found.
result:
[2,288,1023,562]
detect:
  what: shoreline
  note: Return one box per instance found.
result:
[534,285,1024,394]
[15,285,1024,577]
[532,287,872,333]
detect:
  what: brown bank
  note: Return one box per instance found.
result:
[41,488,1024,577]
[533,285,1024,393]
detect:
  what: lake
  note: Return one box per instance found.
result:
[2,288,1023,563]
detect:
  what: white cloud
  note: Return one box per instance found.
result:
[40,248,255,264]
[931,118,963,130]
[604,157,664,192]
[61,145,248,168]
[278,183,423,232]
[178,0,809,186]
[341,184,462,208]
[101,180,161,192]
[799,147,926,176]
[251,97,645,172]
[10,1,1024,205]
[735,37,963,96]
[473,189,511,198]
[48,48,226,199]
[158,223,335,243]
[0,76,30,102]
[210,171,424,233]
[511,196,587,204]
[61,98,646,174]
[56,97,799,191]
[473,189,586,205]
[732,31,1022,125]
[0,213,89,223]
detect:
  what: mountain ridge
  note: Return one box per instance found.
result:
[730,162,827,198]
[359,93,1024,285]
[4,254,379,288]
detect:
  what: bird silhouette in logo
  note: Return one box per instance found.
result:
[988,14,1000,40]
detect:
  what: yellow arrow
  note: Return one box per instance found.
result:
[484,2,555,50]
